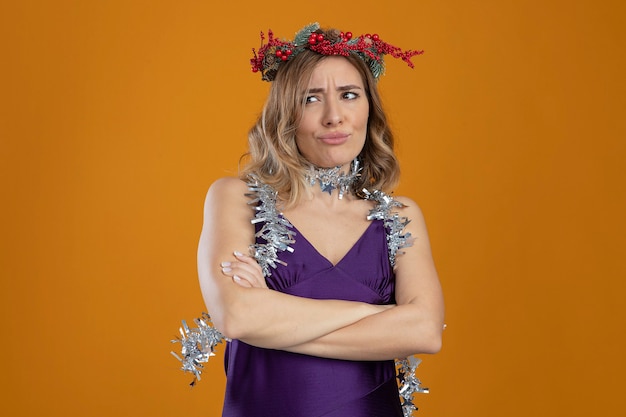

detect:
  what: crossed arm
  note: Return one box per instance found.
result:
[198,178,444,360]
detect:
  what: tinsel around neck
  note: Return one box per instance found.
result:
[304,158,361,199]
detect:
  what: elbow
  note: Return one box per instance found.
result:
[217,320,248,341]
[206,301,250,341]
[200,282,250,340]
[207,313,232,340]
[422,333,442,354]
[416,321,444,355]
[207,310,240,341]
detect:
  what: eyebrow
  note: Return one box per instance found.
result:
[306,85,363,94]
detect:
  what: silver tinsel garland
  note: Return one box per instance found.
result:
[246,175,296,277]
[361,188,414,267]
[397,356,429,416]
[170,313,228,386]
[172,313,429,415]
[172,177,427,414]
[304,158,361,199]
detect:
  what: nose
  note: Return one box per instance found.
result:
[323,98,343,126]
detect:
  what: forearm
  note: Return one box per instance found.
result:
[283,303,444,360]
[204,280,387,349]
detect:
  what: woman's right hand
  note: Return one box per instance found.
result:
[221,251,268,289]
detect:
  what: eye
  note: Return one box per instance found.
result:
[342,91,359,100]
[305,95,320,104]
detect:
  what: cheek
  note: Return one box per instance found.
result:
[357,104,370,129]
[361,113,369,129]
[358,114,369,135]
[294,131,311,156]
[295,113,314,135]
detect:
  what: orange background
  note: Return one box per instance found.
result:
[1,1,624,416]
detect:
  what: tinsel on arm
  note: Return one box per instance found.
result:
[171,314,429,415]
[397,356,429,416]
[246,174,296,277]
[361,188,415,267]
[170,313,228,387]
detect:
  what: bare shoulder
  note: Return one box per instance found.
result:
[392,195,435,272]
[200,177,255,252]
[393,195,426,224]
[206,176,249,202]
[202,177,252,225]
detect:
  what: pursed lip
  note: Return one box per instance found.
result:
[317,132,351,144]
[318,131,350,139]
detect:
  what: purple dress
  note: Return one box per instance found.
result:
[221,218,403,417]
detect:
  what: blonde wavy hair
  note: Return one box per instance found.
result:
[240,29,401,208]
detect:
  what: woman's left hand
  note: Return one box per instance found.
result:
[221,251,267,288]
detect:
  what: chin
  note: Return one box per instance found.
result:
[310,153,360,169]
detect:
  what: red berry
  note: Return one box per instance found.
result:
[276,50,283,57]
[365,33,371,38]
[285,49,293,55]
[317,34,324,41]
[281,55,288,61]
[252,67,258,72]
[345,32,352,40]
[372,34,379,41]
[308,38,316,45]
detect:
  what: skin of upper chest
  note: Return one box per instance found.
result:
[282,197,373,265]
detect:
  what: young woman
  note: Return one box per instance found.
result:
[197,24,444,417]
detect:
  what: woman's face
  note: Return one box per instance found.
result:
[295,56,369,168]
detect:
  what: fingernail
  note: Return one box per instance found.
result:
[221,262,231,267]
[233,251,244,257]
[222,267,232,273]
[233,275,242,282]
